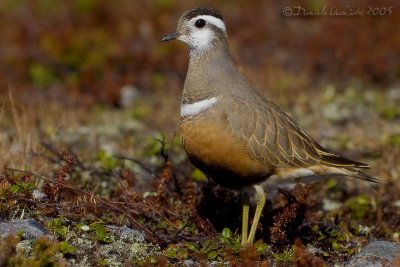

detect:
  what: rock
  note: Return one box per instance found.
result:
[0,219,49,239]
[184,259,196,266]
[96,225,159,265]
[106,225,145,242]
[346,240,400,267]
[119,85,140,109]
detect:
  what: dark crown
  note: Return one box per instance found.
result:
[182,7,223,21]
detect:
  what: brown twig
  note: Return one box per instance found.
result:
[5,167,159,243]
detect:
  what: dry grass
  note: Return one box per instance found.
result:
[0,90,88,170]
[1,90,35,168]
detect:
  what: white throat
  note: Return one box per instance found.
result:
[181,97,218,117]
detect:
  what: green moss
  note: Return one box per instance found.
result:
[47,218,69,238]
[218,227,241,252]
[29,63,57,88]
[156,0,174,9]
[74,0,99,14]
[273,248,294,262]
[345,195,373,220]
[0,0,25,13]
[9,181,36,194]
[151,73,167,88]
[129,102,152,120]
[387,134,400,146]
[36,0,66,17]
[144,134,170,157]
[380,105,400,120]
[90,223,113,243]
[59,241,76,255]
[373,93,400,121]
[0,235,20,266]
[95,150,119,170]
[165,246,189,261]
[8,237,66,267]
[162,229,245,264]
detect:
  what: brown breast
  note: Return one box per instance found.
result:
[180,111,271,188]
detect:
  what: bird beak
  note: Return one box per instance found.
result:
[160,32,181,42]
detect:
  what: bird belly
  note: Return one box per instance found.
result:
[181,116,271,188]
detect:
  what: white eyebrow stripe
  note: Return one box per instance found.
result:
[191,15,226,33]
[181,97,218,117]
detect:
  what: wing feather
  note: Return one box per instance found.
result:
[226,95,369,170]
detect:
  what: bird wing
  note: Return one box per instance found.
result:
[225,94,370,170]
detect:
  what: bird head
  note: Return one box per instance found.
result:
[161,7,227,55]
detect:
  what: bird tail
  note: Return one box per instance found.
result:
[317,152,380,183]
[351,170,380,183]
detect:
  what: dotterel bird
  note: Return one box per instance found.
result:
[161,7,378,245]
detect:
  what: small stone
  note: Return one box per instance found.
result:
[184,259,196,266]
[80,225,90,231]
[322,198,342,211]
[0,219,49,239]
[119,85,140,109]
[32,189,46,200]
[346,240,400,267]
[106,225,145,242]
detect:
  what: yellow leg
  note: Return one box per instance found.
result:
[247,185,266,244]
[241,203,249,245]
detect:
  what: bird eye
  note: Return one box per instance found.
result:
[195,19,206,28]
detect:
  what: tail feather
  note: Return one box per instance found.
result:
[321,154,370,169]
[316,147,380,183]
[292,172,381,184]
[352,170,381,183]
[264,166,381,190]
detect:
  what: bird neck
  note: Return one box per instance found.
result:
[183,40,238,104]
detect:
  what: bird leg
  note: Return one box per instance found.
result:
[247,185,266,244]
[241,202,249,246]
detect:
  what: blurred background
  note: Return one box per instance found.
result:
[0,0,399,173]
